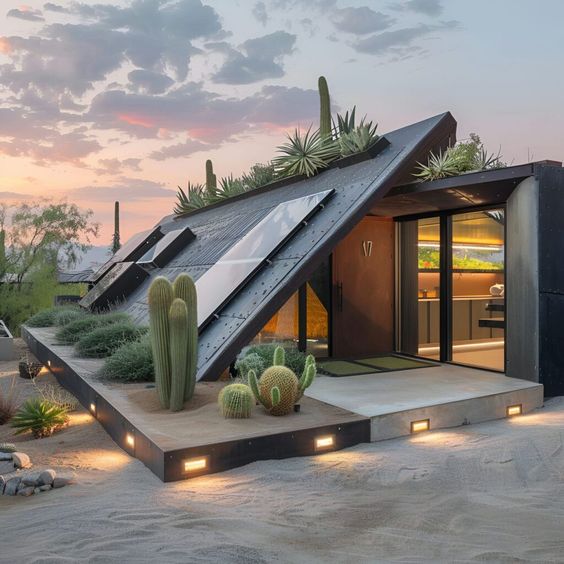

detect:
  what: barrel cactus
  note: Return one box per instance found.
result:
[172,273,198,400]
[218,383,254,419]
[247,346,317,416]
[169,298,189,412]
[0,442,16,453]
[148,277,174,409]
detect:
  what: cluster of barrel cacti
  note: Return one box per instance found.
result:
[148,274,198,411]
[247,346,316,416]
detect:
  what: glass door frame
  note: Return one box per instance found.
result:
[396,204,507,372]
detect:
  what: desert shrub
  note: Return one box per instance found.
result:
[34,381,79,412]
[52,308,87,327]
[75,322,147,358]
[234,352,266,381]
[26,305,81,328]
[11,398,69,438]
[55,312,130,345]
[238,343,308,377]
[0,377,19,425]
[99,335,154,382]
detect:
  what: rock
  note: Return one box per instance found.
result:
[4,476,21,496]
[12,452,31,469]
[0,452,12,461]
[37,469,56,487]
[0,476,5,495]
[18,486,34,497]
[34,487,41,495]
[52,477,74,489]
[39,484,52,492]
[22,474,40,487]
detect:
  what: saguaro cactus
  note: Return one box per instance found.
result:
[205,159,217,190]
[148,277,174,409]
[111,201,121,254]
[173,273,198,400]
[318,76,331,139]
[169,298,189,412]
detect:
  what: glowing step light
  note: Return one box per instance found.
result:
[506,404,522,417]
[410,419,430,433]
[89,402,96,415]
[315,435,335,451]
[125,433,135,448]
[184,457,208,474]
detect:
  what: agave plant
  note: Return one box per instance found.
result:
[174,182,207,215]
[11,398,69,438]
[339,120,379,156]
[210,175,247,202]
[334,106,357,136]
[414,149,460,182]
[474,146,504,171]
[273,127,340,178]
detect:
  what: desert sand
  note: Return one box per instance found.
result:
[2,339,564,563]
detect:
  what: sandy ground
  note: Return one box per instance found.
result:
[2,340,564,563]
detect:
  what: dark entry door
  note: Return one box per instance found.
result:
[332,216,394,357]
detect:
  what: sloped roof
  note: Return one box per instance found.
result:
[107,112,457,380]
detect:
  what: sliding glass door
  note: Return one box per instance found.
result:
[398,208,506,372]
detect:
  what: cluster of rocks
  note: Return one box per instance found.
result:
[0,451,73,497]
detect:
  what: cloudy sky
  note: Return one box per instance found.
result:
[1,0,563,245]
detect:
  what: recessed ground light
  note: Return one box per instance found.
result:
[89,402,96,414]
[47,360,51,367]
[506,404,522,417]
[184,457,208,473]
[410,419,430,433]
[315,435,335,451]
[125,433,135,448]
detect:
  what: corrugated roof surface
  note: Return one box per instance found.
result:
[110,112,456,380]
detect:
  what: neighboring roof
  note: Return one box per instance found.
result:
[57,269,94,284]
[90,112,457,381]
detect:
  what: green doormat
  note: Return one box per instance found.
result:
[318,360,380,377]
[357,356,435,371]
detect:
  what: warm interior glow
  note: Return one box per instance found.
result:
[315,435,335,450]
[126,433,135,447]
[506,404,522,417]
[411,419,430,433]
[184,457,208,472]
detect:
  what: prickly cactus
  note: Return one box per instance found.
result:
[318,76,331,139]
[173,274,198,400]
[0,442,16,453]
[148,277,173,409]
[296,354,316,401]
[169,298,188,412]
[218,383,254,419]
[205,159,217,190]
[112,200,121,254]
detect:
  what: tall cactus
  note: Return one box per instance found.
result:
[173,273,198,400]
[318,76,331,139]
[111,201,121,254]
[0,229,6,277]
[148,277,174,409]
[169,298,189,412]
[205,159,217,190]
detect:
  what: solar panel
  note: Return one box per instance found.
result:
[89,227,163,282]
[196,189,334,329]
[80,261,149,310]
[137,226,195,268]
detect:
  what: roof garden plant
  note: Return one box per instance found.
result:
[55,311,130,345]
[75,322,147,358]
[26,305,85,328]
[415,134,505,182]
[99,335,154,382]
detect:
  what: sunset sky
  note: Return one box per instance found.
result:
[1,0,563,248]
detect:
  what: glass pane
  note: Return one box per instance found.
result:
[251,292,299,346]
[196,189,333,328]
[306,259,330,357]
[451,209,504,371]
[417,217,441,359]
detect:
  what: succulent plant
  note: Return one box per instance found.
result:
[273,127,339,178]
[318,76,332,139]
[205,159,217,191]
[148,277,174,409]
[174,182,207,215]
[112,200,121,254]
[414,149,460,182]
[339,120,379,156]
[335,106,357,136]
[11,398,68,438]
[0,442,16,453]
[247,346,316,416]
[169,298,189,412]
[218,383,254,419]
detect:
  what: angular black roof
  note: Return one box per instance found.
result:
[96,112,457,380]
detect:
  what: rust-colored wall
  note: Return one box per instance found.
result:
[332,216,395,357]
